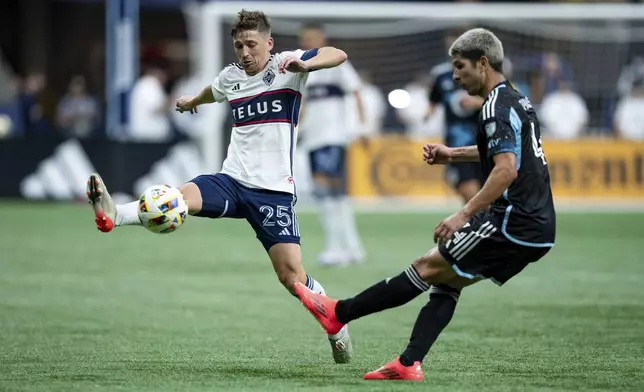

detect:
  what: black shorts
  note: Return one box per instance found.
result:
[445,162,483,189]
[309,145,346,179]
[438,211,552,285]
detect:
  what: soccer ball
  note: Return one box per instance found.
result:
[138,185,188,234]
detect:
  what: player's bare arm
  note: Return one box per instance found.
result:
[449,145,480,162]
[175,85,216,114]
[278,47,347,73]
[422,144,479,164]
[433,152,516,243]
[463,152,517,218]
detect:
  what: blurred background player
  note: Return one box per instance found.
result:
[298,23,367,267]
[86,10,354,364]
[427,29,484,203]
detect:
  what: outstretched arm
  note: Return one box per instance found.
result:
[450,146,480,162]
[176,80,225,114]
[279,47,348,74]
[193,85,216,106]
[423,144,479,165]
[304,47,347,71]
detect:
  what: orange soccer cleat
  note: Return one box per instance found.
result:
[362,356,424,381]
[294,282,345,335]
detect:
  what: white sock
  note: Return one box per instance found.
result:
[115,201,142,226]
[338,197,365,259]
[320,198,343,252]
[305,274,326,295]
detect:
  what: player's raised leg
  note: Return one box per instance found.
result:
[296,247,459,330]
[86,173,206,232]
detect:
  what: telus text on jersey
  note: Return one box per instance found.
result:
[232,100,283,122]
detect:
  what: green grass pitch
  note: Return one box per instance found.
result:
[1,203,643,391]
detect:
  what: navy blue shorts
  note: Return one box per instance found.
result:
[309,145,346,179]
[190,173,300,251]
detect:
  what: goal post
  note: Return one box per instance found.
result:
[187,1,644,204]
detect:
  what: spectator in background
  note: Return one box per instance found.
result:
[356,71,386,137]
[616,56,644,98]
[614,77,644,140]
[531,52,574,104]
[0,56,22,138]
[539,79,588,139]
[56,75,99,138]
[20,71,50,136]
[129,61,171,142]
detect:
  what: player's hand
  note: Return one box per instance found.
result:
[278,56,309,74]
[175,96,198,114]
[434,210,469,244]
[423,143,452,165]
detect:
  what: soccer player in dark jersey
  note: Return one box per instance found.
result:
[294,28,556,381]
[428,30,484,202]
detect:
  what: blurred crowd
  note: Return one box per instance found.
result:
[3,47,644,142]
[1,0,644,142]
[397,53,644,141]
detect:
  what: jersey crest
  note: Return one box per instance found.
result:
[263,69,275,86]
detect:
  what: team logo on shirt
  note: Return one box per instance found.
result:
[519,97,533,110]
[263,69,275,86]
[485,122,496,137]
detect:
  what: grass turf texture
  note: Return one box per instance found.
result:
[1,203,643,391]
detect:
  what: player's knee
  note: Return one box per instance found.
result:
[412,249,455,285]
[429,284,462,302]
[179,182,202,215]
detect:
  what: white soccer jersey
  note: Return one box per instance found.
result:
[299,61,362,150]
[211,50,316,195]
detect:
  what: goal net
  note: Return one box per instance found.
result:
[185,2,644,206]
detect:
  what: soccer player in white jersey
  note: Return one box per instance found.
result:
[298,23,367,266]
[85,10,354,364]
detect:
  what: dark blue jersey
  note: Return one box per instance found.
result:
[478,82,556,247]
[429,62,479,148]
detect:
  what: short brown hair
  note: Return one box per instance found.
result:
[231,10,271,38]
